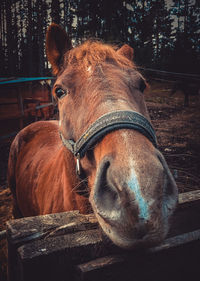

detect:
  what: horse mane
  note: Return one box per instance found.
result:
[64,41,135,71]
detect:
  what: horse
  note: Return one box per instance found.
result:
[7,23,178,250]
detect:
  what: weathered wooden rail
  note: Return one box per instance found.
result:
[6,190,200,281]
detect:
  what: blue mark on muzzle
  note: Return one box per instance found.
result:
[128,171,149,220]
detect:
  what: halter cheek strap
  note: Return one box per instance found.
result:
[59,110,157,176]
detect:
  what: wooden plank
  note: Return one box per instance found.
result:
[17,229,106,281]
[7,211,98,244]
[75,230,200,281]
[75,255,126,281]
[16,88,24,129]
[7,211,98,281]
[6,191,200,281]
[7,190,197,244]
[0,103,53,122]
[0,101,18,105]
[168,196,200,237]
[178,190,200,205]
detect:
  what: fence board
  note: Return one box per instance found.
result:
[6,191,200,281]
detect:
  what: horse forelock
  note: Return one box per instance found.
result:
[63,41,135,71]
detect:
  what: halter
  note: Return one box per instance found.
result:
[59,110,157,178]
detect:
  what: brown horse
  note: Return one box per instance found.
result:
[7,23,178,250]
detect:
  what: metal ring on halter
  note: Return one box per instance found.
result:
[76,153,81,176]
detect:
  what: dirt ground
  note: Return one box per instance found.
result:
[0,80,200,280]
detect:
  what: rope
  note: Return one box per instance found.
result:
[139,67,200,78]
[138,67,200,81]
[0,77,54,85]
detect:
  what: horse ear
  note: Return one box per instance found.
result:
[46,23,72,75]
[117,44,134,61]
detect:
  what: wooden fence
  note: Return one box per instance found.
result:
[139,67,200,83]
[6,190,200,281]
[0,77,55,140]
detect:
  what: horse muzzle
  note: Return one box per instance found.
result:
[90,152,178,250]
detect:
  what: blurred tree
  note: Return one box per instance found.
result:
[51,0,61,24]
[170,0,200,73]
[5,0,14,75]
[0,0,199,76]
[27,0,33,76]
[0,0,7,76]
[150,0,173,68]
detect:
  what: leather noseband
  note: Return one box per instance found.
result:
[59,110,157,177]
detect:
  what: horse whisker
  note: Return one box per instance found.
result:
[71,177,89,194]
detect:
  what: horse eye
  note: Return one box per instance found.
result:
[55,87,67,99]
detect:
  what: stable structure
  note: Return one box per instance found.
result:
[6,190,200,281]
[0,77,54,140]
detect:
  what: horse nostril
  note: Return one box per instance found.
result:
[93,158,120,215]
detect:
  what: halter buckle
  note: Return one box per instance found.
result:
[76,153,81,176]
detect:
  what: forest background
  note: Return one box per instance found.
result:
[0,0,199,77]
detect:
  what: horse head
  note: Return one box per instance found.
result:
[46,24,178,249]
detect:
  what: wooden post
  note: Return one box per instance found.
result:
[16,86,24,129]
